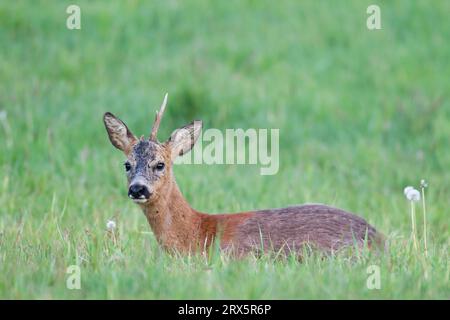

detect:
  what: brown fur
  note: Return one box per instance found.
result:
[138,173,256,253]
[138,169,382,255]
[231,205,382,255]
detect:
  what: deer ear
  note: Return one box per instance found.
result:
[166,120,202,160]
[103,112,137,152]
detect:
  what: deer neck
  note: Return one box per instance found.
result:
[141,175,202,252]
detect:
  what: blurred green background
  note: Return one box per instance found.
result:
[0,1,448,299]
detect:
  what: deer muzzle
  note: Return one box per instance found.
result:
[128,179,152,203]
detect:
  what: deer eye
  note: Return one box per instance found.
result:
[155,162,165,171]
[124,162,131,172]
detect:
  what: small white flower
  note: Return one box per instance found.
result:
[420,179,428,188]
[106,220,116,230]
[404,186,414,196]
[406,188,421,202]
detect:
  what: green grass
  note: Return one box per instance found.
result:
[0,0,449,299]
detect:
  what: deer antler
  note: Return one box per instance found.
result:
[150,93,168,141]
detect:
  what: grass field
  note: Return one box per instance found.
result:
[0,1,449,299]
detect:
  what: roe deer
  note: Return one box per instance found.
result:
[103,94,383,256]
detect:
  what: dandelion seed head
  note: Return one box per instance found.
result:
[404,186,414,196]
[420,179,428,188]
[106,220,116,230]
[406,188,421,202]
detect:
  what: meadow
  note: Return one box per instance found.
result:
[0,1,449,299]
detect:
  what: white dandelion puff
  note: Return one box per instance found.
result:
[106,220,116,231]
[406,188,421,202]
[420,179,428,188]
[404,186,414,197]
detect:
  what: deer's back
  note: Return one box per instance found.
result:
[225,204,381,255]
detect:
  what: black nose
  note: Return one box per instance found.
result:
[128,184,151,199]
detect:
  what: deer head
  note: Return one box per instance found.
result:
[103,94,202,204]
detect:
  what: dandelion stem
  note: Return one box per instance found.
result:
[410,201,419,252]
[421,187,428,257]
